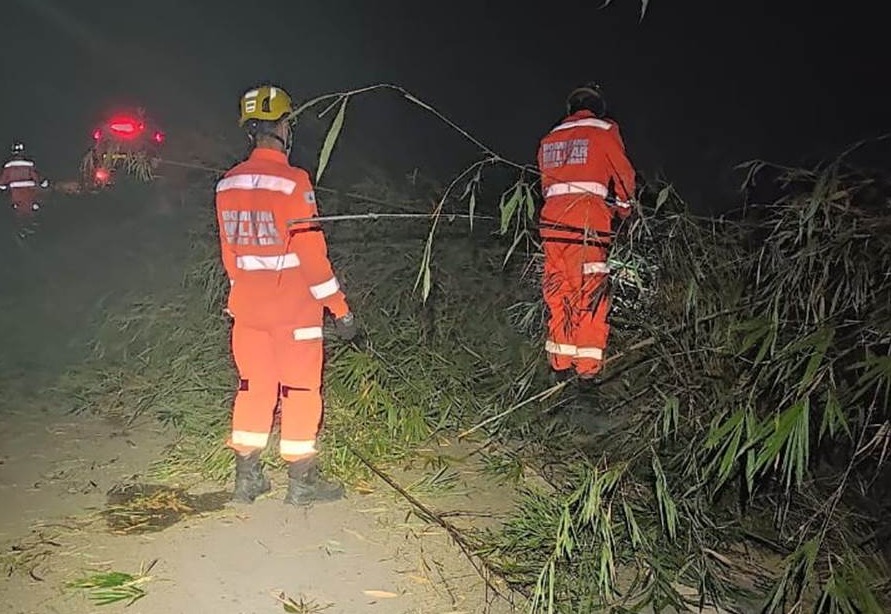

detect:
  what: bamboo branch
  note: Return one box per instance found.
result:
[157,157,493,220]
[287,212,494,226]
[344,441,521,604]
[460,307,746,438]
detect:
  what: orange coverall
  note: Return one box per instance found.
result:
[215,147,350,462]
[0,157,43,217]
[536,110,636,377]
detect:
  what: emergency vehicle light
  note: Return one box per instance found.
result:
[107,116,144,139]
[95,168,110,182]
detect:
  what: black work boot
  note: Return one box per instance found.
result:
[232,451,271,503]
[548,369,574,387]
[284,456,344,506]
[577,370,605,392]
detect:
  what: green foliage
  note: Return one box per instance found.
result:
[481,158,891,612]
[67,562,155,606]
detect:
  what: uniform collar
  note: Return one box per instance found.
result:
[567,110,598,121]
[249,147,288,163]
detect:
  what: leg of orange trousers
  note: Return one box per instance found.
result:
[574,244,610,377]
[542,240,575,372]
[560,241,589,374]
[11,188,36,211]
[228,321,279,454]
[274,325,324,462]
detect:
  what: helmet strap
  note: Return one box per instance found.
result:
[267,132,288,150]
[281,121,294,157]
[249,119,292,155]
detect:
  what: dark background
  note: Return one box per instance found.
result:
[2,0,887,212]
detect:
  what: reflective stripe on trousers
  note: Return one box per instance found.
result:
[582,261,610,275]
[280,439,316,458]
[231,429,270,449]
[545,340,604,361]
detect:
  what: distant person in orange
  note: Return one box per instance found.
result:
[0,142,49,218]
[536,84,636,383]
[215,84,357,505]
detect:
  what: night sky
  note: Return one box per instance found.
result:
[2,0,887,212]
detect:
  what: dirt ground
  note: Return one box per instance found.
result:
[0,403,519,613]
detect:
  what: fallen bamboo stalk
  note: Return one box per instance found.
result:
[344,441,523,604]
[287,212,494,225]
[157,157,493,218]
[460,306,747,438]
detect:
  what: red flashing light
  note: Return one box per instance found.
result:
[95,168,110,183]
[153,131,165,144]
[107,115,144,140]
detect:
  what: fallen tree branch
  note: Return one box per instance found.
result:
[344,441,523,605]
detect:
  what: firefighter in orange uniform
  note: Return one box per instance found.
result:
[0,142,49,218]
[536,84,636,382]
[215,84,357,505]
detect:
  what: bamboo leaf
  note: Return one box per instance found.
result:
[316,96,347,183]
[651,454,678,541]
[468,189,476,231]
[655,185,671,209]
[797,327,833,395]
[499,184,523,235]
[524,184,536,221]
[753,399,810,488]
[659,394,679,439]
[819,389,851,441]
[502,228,529,267]
[622,500,645,549]
[704,410,744,450]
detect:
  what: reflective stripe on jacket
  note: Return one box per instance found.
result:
[537,110,636,204]
[0,158,40,190]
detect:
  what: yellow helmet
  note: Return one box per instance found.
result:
[239,85,293,126]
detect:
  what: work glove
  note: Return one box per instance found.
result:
[39,179,49,189]
[334,312,368,350]
[334,312,358,341]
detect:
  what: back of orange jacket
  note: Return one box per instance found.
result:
[538,110,636,205]
[215,147,349,329]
